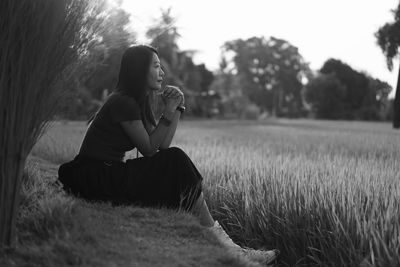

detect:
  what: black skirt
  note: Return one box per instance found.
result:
[57,147,203,211]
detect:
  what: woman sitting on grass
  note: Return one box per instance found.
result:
[58,44,279,265]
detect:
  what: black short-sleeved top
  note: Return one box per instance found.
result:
[78,91,142,162]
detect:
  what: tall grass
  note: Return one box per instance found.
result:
[31,119,400,266]
[17,161,78,246]
[0,159,98,267]
[0,0,104,246]
[175,119,400,266]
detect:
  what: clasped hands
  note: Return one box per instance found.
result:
[161,85,185,111]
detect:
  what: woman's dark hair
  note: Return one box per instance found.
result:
[115,44,159,127]
[87,44,159,126]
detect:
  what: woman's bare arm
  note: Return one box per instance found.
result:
[158,87,184,149]
[142,109,180,150]
[121,86,183,156]
[121,109,175,157]
[159,110,181,149]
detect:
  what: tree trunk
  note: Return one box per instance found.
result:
[0,155,25,247]
[271,90,277,117]
[272,88,282,117]
[393,63,400,129]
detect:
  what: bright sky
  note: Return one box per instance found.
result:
[121,0,399,97]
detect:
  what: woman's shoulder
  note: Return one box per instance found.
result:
[107,91,138,106]
[106,91,142,122]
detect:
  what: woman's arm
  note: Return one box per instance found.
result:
[158,86,185,149]
[159,110,181,149]
[121,109,175,157]
[121,86,184,156]
[121,87,182,157]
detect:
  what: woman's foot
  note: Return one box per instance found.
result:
[207,221,279,265]
[242,247,279,265]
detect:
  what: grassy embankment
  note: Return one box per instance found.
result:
[2,119,400,266]
[0,121,259,267]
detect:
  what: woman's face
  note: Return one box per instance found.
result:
[147,52,164,91]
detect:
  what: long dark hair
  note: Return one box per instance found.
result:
[87,44,158,126]
[115,44,158,127]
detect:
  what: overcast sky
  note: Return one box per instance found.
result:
[121,0,399,97]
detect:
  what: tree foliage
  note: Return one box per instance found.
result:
[146,8,215,117]
[305,73,346,119]
[221,36,310,117]
[306,59,392,120]
[58,2,134,120]
[376,2,400,128]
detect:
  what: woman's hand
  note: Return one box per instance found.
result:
[162,85,184,111]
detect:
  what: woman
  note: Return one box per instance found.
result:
[58,44,279,265]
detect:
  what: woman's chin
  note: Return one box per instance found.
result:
[149,85,162,91]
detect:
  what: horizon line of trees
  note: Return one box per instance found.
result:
[210,36,393,121]
[55,2,398,124]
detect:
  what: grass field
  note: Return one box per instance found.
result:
[28,118,400,266]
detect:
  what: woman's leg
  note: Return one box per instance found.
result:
[191,191,279,265]
[191,192,214,227]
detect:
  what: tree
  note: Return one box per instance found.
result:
[209,56,247,118]
[305,73,347,119]
[146,8,215,117]
[197,64,215,93]
[0,0,102,247]
[146,7,182,90]
[320,59,370,119]
[305,59,392,120]
[376,2,400,128]
[83,5,133,99]
[59,2,134,119]
[221,36,310,117]
[357,76,392,120]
